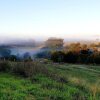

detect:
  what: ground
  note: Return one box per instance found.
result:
[0,63,100,100]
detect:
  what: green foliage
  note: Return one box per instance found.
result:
[0,61,11,72]
[0,48,11,57]
[51,51,100,64]
[51,51,65,62]
[0,61,49,78]
[64,51,78,63]
[93,53,100,64]
[0,73,91,100]
[11,62,49,77]
[0,61,100,100]
[35,51,51,59]
[9,55,18,61]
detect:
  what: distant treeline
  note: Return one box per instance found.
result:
[50,42,100,64]
[0,47,33,61]
[0,41,100,64]
[51,51,100,64]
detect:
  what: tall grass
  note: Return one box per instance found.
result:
[0,61,49,78]
[0,61,100,99]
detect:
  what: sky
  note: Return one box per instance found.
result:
[0,0,100,42]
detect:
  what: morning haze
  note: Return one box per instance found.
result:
[0,0,100,42]
[0,0,100,100]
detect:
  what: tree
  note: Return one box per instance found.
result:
[0,48,11,58]
[9,55,17,61]
[45,38,64,48]
[23,52,32,61]
[64,51,78,63]
[51,51,65,62]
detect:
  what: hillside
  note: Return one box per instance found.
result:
[0,63,100,100]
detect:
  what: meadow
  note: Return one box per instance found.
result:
[0,61,100,100]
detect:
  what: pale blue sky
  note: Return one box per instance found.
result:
[0,0,100,41]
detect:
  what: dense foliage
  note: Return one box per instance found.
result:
[51,51,100,64]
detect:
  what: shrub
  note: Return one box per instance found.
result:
[11,62,27,77]
[9,55,17,61]
[35,51,51,59]
[11,61,49,77]
[78,54,89,64]
[23,52,33,61]
[93,53,100,64]
[0,48,11,58]
[51,51,65,62]
[64,52,78,63]
[0,61,11,72]
[50,50,100,64]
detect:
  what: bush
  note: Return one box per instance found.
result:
[93,53,100,64]
[51,51,65,62]
[11,61,49,77]
[51,51,79,63]
[0,60,55,80]
[9,55,17,61]
[0,48,11,58]
[23,52,33,61]
[64,52,78,63]
[0,61,11,72]
[35,51,51,59]
[78,54,89,64]
[50,50,100,64]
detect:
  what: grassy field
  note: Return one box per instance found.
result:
[0,63,100,100]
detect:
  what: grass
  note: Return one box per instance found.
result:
[0,62,100,100]
[0,73,87,100]
[46,63,100,99]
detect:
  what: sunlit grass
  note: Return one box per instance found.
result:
[0,62,100,100]
[0,73,89,100]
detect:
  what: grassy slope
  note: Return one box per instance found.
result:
[47,64,100,98]
[48,64,100,83]
[0,64,100,100]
